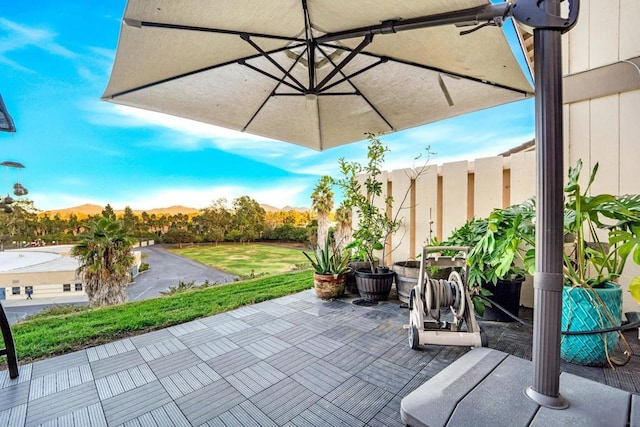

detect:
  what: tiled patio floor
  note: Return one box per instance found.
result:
[0,289,638,426]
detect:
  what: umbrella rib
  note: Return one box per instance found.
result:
[319,58,388,93]
[314,35,372,92]
[104,44,304,99]
[242,50,306,132]
[239,62,303,93]
[319,43,531,96]
[128,19,304,43]
[241,35,306,91]
[320,52,394,131]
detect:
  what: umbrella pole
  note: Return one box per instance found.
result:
[524,0,568,409]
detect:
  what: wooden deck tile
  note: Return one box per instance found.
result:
[244,336,291,359]
[120,402,190,427]
[0,381,29,413]
[191,337,239,361]
[147,349,202,379]
[176,327,222,348]
[167,320,208,337]
[101,381,171,426]
[347,334,397,357]
[367,395,405,427]
[175,378,245,426]
[0,364,31,389]
[227,328,265,347]
[322,344,377,375]
[0,404,27,427]
[291,359,351,397]
[95,364,156,400]
[257,318,296,335]
[285,399,365,427]
[240,311,277,327]
[321,325,365,344]
[86,339,136,362]
[138,337,187,362]
[295,334,343,358]
[251,301,298,318]
[29,364,93,401]
[206,348,261,376]
[227,361,286,397]
[265,346,319,375]
[25,382,100,427]
[31,351,89,379]
[204,400,278,427]
[209,319,252,336]
[274,325,317,345]
[130,329,174,348]
[90,350,146,379]
[227,305,262,318]
[356,358,417,394]
[380,342,436,372]
[324,376,394,423]
[250,378,321,425]
[160,363,221,399]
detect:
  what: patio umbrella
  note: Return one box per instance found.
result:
[102,0,533,150]
[104,0,578,409]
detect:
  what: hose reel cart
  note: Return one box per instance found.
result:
[406,246,486,349]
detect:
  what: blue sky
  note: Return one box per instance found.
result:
[1,1,534,212]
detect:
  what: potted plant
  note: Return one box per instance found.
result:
[303,238,350,299]
[442,199,536,320]
[337,133,399,301]
[559,160,640,366]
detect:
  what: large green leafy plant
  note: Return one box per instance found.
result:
[562,160,640,289]
[445,199,536,315]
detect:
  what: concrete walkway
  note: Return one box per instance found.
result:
[0,290,638,426]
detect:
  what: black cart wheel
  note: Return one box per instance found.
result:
[409,325,420,349]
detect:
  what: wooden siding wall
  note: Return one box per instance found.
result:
[564,0,640,313]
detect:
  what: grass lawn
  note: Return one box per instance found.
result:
[1,270,313,366]
[168,243,308,278]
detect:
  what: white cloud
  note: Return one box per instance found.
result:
[0,18,75,70]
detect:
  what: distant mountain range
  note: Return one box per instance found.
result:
[43,203,308,217]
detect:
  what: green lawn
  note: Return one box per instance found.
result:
[168,243,308,278]
[2,270,313,365]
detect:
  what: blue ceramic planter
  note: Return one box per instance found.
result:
[561,282,622,366]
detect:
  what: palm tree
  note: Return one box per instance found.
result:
[334,201,352,252]
[311,176,334,249]
[72,216,135,307]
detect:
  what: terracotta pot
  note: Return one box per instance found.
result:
[313,272,346,299]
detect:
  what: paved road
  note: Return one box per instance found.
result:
[127,245,237,301]
[3,245,237,324]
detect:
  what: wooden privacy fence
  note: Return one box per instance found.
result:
[365,150,536,267]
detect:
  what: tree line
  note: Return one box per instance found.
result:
[0,196,315,247]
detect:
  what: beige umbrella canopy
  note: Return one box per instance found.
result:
[102,0,532,150]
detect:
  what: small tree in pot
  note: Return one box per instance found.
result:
[336,133,399,300]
